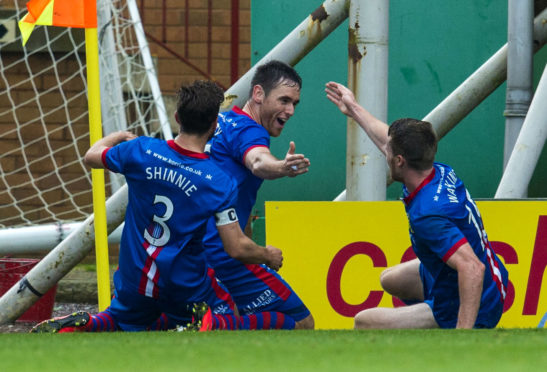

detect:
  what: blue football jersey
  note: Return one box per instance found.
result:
[403,162,508,325]
[103,137,238,301]
[203,107,270,271]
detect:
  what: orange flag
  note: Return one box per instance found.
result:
[19,0,97,45]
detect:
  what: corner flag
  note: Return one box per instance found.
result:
[18,0,97,45]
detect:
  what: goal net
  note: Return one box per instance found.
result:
[0,1,172,238]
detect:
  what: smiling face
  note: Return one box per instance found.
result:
[255,79,301,137]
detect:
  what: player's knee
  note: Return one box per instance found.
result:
[354,310,379,329]
[379,268,396,294]
[295,314,314,330]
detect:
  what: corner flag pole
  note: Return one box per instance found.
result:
[18,0,111,311]
[85,26,111,311]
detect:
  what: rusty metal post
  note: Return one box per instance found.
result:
[335,7,547,201]
[504,0,534,170]
[222,0,350,110]
[345,0,389,201]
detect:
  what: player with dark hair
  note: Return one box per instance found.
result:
[247,60,303,100]
[203,60,314,329]
[31,80,294,333]
[325,81,508,329]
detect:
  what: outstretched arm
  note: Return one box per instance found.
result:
[244,141,310,180]
[325,81,389,156]
[84,131,137,168]
[217,221,283,271]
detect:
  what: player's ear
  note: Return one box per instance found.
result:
[174,111,181,124]
[252,85,265,104]
[395,154,405,167]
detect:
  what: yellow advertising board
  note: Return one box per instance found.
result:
[265,201,547,329]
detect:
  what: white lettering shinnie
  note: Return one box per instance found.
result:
[145,166,197,196]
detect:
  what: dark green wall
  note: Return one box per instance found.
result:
[250,0,547,219]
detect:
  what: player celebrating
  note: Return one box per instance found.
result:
[31,80,294,333]
[325,81,508,329]
[203,60,314,329]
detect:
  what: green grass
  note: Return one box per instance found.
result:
[1,329,546,371]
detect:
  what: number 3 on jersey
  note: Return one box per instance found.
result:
[144,195,173,247]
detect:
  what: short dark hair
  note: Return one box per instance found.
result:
[388,118,438,171]
[176,80,224,135]
[249,60,302,97]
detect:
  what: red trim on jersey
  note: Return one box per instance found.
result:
[232,105,253,120]
[152,267,160,298]
[101,147,111,169]
[485,243,507,302]
[139,256,156,297]
[244,264,291,300]
[138,241,163,298]
[167,139,209,159]
[442,237,468,262]
[403,167,436,205]
[138,269,148,297]
[242,144,269,164]
[206,267,236,310]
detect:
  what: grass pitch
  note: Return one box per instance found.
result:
[1,329,546,371]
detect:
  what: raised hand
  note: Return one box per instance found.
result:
[284,141,310,177]
[325,81,358,118]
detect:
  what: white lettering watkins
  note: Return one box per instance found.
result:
[435,166,458,203]
[444,169,459,203]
